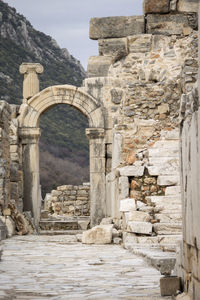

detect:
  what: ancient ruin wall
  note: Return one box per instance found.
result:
[0,101,11,210]
[176,2,200,297]
[44,183,90,217]
[84,0,198,249]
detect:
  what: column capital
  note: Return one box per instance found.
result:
[19,127,41,144]
[19,63,44,75]
[85,128,105,139]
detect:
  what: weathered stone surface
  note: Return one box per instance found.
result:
[165,186,181,195]
[128,211,150,222]
[127,221,152,235]
[157,175,180,186]
[100,217,113,225]
[160,276,181,296]
[82,224,113,244]
[118,166,144,177]
[143,0,170,14]
[146,14,193,35]
[120,198,136,212]
[177,0,199,12]
[87,56,113,77]
[153,223,182,235]
[98,38,128,59]
[89,16,144,40]
[128,34,152,53]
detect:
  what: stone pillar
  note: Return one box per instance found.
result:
[20,127,41,229]
[86,128,106,227]
[19,63,43,101]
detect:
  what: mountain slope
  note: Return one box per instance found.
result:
[0,0,89,196]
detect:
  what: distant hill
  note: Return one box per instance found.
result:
[0,0,89,196]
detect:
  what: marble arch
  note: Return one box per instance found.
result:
[18,79,106,229]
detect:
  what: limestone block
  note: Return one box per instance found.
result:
[165,186,181,195]
[120,198,136,212]
[98,38,128,59]
[117,166,144,177]
[128,34,152,53]
[157,175,180,186]
[147,162,179,176]
[154,223,182,235]
[143,0,170,14]
[119,176,129,200]
[148,148,179,157]
[89,16,144,40]
[146,14,193,35]
[160,276,181,296]
[0,219,7,240]
[87,56,113,78]
[177,0,199,12]
[0,216,15,237]
[128,211,150,222]
[127,221,152,235]
[82,224,113,244]
[112,132,123,169]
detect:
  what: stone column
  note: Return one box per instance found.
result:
[86,128,106,227]
[20,127,41,229]
[19,63,43,101]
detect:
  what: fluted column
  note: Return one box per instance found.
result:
[19,63,43,101]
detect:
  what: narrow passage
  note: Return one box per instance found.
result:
[0,235,171,299]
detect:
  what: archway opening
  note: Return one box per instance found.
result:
[39,104,89,215]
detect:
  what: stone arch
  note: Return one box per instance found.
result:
[18,85,106,229]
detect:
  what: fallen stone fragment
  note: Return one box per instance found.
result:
[0,216,15,238]
[82,224,113,244]
[127,221,152,235]
[160,276,181,296]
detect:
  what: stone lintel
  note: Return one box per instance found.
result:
[89,16,144,40]
[85,128,105,139]
[19,127,41,143]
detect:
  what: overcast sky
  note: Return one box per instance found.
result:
[5,0,143,69]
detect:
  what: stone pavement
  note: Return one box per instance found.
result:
[0,235,172,300]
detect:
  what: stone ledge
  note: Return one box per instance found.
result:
[89,16,144,40]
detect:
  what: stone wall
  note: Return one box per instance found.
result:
[0,101,11,211]
[176,36,200,300]
[44,183,90,217]
[83,0,198,250]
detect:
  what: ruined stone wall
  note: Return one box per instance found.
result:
[0,101,26,240]
[0,101,11,211]
[44,183,90,217]
[83,0,198,249]
[176,82,200,298]
[175,2,200,297]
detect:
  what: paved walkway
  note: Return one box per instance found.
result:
[0,235,171,300]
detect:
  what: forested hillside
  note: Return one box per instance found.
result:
[0,0,89,196]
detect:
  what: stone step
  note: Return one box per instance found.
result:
[39,230,83,236]
[39,217,90,231]
[39,220,80,231]
[123,232,182,252]
[155,213,182,223]
[129,246,176,276]
[153,223,182,235]
[147,195,181,205]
